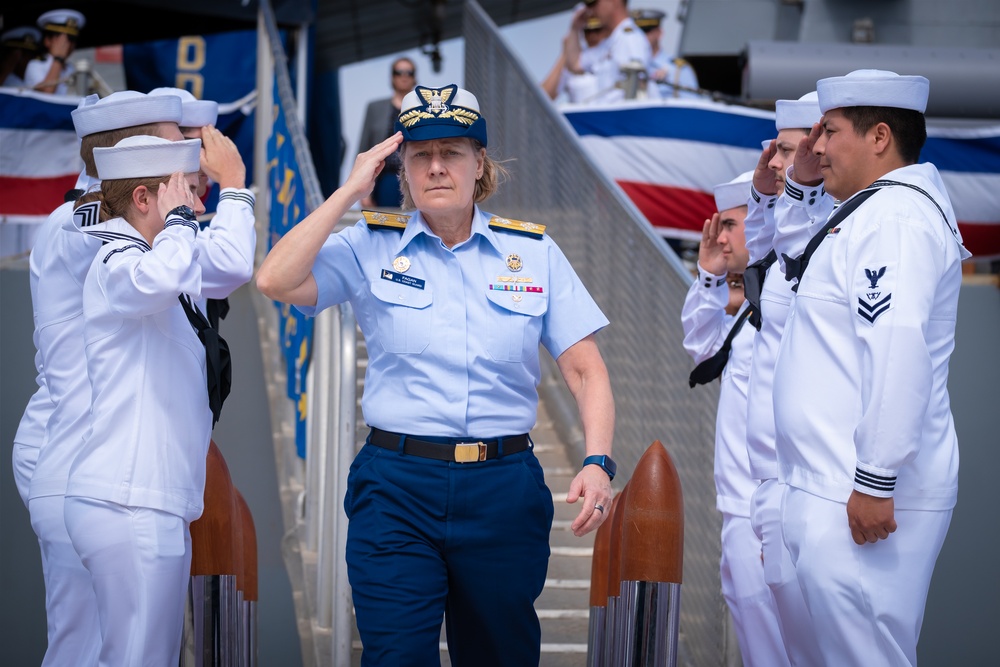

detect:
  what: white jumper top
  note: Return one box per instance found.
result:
[681,265,757,516]
[65,189,255,521]
[773,163,969,510]
[744,175,835,480]
[30,189,255,501]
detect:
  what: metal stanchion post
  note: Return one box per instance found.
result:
[72,57,91,96]
[603,482,630,666]
[618,441,684,667]
[587,494,615,666]
[620,60,646,100]
[235,489,258,667]
[187,441,242,666]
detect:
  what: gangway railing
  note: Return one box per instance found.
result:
[253,2,356,666]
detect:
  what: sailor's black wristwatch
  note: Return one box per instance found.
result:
[167,205,196,221]
[583,454,617,481]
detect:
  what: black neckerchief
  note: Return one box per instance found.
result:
[689,305,754,388]
[743,249,777,331]
[178,295,232,428]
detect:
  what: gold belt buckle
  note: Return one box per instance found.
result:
[454,442,487,463]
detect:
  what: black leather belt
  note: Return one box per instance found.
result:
[368,428,530,463]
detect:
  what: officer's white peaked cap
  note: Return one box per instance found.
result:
[2,26,43,50]
[94,136,201,181]
[37,9,86,36]
[396,84,488,147]
[713,170,754,213]
[632,9,666,30]
[817,69,929,114]
[775,91,821,131]
[149,87,219,128]
[72,90,183,139]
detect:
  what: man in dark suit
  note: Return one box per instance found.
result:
[359,56,417,208]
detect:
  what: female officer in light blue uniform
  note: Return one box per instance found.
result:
[257,84,617,666]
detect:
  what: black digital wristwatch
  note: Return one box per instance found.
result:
[167,204,196,221]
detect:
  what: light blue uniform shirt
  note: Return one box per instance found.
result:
[650,51,700,100]
[299,206,609,437]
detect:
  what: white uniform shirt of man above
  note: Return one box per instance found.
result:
[23,50,74,93]
[578,15,654,103]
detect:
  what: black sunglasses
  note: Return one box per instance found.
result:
[393,69,415,77]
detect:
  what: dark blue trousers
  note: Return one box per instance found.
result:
[345,439,554,666]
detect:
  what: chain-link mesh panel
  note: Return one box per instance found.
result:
[464,3,728,665]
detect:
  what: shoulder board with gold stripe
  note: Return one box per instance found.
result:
[363,210,409,231]
[673,57,690,67]
[488,215,545,240]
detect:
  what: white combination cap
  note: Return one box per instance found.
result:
[817,69,929,114]
[37,9,86,36]
[148,87,219,128]
[2,26,43,50]
[713,170,754,212]
[71,90,183,139]
[632,9,665,31]
[775,91,821,131]
[396,84,488,146]
[93,136,201,181]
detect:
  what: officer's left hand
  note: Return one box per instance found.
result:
[567,465,613,537]
[846,490,897,545]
